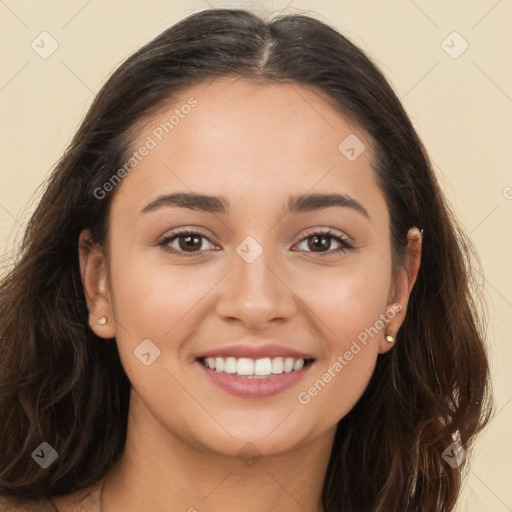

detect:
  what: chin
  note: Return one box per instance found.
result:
[186,412,317,459]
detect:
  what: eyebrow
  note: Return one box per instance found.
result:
[139,192,370,219]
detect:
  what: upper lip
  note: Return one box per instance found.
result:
[197,343,315,360]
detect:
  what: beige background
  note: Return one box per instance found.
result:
[1,0,511,509]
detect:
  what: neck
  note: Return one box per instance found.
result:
[101,392,334,512]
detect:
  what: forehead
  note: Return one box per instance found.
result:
[110,77,384,219]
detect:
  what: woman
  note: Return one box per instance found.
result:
[0,8,492,512]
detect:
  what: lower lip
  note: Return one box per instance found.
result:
[197,361,313,398]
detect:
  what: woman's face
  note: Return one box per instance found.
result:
[82,77,416,457]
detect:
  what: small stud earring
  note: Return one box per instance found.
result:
[96,317,108,325]
[385,333,395,343]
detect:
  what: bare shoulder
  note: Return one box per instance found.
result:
[0,494,57,512]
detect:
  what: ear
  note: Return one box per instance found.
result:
[378,227,422,354]
[78,229,116,339]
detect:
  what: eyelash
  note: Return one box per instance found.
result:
[158,228,353,258]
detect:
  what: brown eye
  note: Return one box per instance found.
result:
[177,233,203,252]
[307,234,333,252]
[294,229,353,257]
[160,230,216,256]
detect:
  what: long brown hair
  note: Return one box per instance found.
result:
[0,8,493,510]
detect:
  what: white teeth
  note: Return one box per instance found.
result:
[202,356,309,376]
[271,357,284,374]
[284,357,295,373]
[237,358,254,376]
[224,357,237,374]
[215,357,225,372]
[293,359,304,371]
[254,358,272,376]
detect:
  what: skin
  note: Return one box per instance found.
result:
[52,77,421,512]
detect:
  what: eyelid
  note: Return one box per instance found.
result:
[158,228,218,256]
[292,227,354,257]
[298,226,353,244]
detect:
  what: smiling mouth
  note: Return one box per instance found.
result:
[198,356,315,379]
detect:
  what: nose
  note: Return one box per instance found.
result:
[214,243,298,330]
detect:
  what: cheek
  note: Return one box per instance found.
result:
[109,247,217,340]
[291,255,391,421]
[106,251,220,425]
[294,251,392,348]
